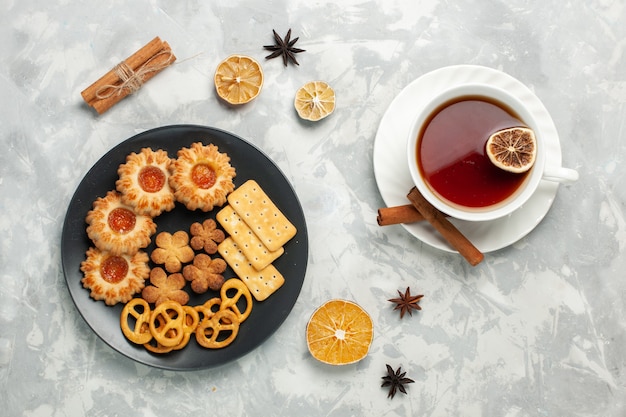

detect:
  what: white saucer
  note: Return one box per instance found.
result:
[373,65,561,253]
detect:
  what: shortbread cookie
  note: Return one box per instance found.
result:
[80,247,150,306]
[141,267,189,306]
[189,219,225,254]
[150,231,195,273]
[168,142,236,212]
[86,190,157,256]
[216,205,284,271]
[227,180,296,252]
[116,147,175,217]
[182,253,227,293]
[218,237,285,301]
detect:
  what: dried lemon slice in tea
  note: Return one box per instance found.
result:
[306,299,373,365]
[486,127,537,173]
[294,81,335,121]
[214,55,264,105]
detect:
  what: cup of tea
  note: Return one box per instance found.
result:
[407,84,578,222]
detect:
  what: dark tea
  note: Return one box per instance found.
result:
[417,97,532,209]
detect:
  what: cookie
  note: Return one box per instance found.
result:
[189,218,225,254]
[150,231,195,273]
[217,237,285,301]
[168,142,236,212]
[216,205,284,271]
[116,147,175,217]
[227,180,296,252]
[182,253,227,294]
[86,190,157,256]
[141,267,189,306]
[81,247,150,306]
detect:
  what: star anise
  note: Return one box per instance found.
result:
[388,287,423,319]
[381,364,415,399]
[263,29,306,67]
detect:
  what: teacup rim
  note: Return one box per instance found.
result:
[406,83,546,222]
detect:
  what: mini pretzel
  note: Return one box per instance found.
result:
[144,339,174,354]
[169,306,201,351]
[149,301,185,347]
[220,279,253,323]
[195,309,240,349]
[120,298,153,344]
[142,310,175,353]
[172,333,192,351]
[143,306,196,353]
[194,297,222,324]
[182,305,200,334]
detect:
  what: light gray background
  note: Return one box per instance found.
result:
[1,0,624,416]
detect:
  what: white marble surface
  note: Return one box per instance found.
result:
[1,0,625,415]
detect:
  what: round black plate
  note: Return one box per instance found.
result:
[61,125,308,370]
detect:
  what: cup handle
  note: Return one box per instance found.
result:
[542,166,579,184]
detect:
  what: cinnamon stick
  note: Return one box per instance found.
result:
[377,204,425,226]
[81,37,176,114]
[406,187,484,266]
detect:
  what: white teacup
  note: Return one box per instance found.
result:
[407,84,578,222]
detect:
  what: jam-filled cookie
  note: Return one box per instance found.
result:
[168,142,236,212]
[116,147,176,217]
[80,247,150,306]
[86,190,157,256]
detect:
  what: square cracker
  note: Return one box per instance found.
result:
[216,205,284,271]
[218,237,285,302]
[228,180,297,252]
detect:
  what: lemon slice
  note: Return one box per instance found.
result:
[294,81,335,121]
[214,55,264,105]
[306,299,373,365]
[486,127,537,173]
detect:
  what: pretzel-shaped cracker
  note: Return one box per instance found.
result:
[170,306,201,351]
[149,300,185,347]
[220,279,253,323]
[195,309,240,349]
[143,305,199,353]
[120,298,153,344]
[142,310,175,353]
[182,305,200,334]
[194,297,222,325]
[144,339,175,354]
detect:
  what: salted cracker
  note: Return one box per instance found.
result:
[216,205,284,271]
[227,180,297,252]
[217,237,285,302]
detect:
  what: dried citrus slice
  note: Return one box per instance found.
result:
[306,299,373,365]
[486,127,537,173]
[214,55,264,105]
[294,81,335,121]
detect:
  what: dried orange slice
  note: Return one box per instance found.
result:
[294,81,335,121]
[486,127,537,173]
[306,299,373,365]
[214,55,264,105]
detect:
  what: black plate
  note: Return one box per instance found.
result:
[61,125,308,370]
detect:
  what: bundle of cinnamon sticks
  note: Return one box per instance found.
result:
[81,37,176,114]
